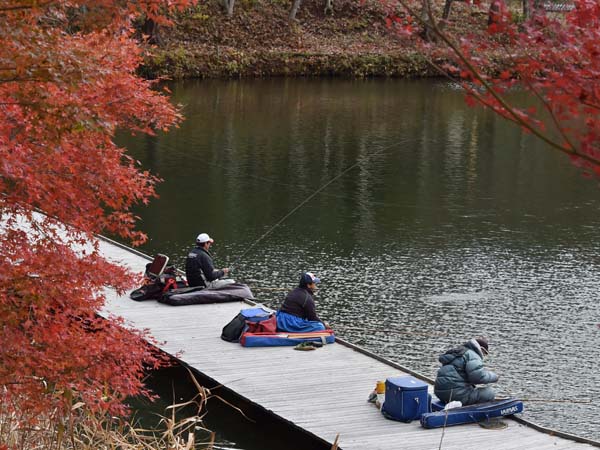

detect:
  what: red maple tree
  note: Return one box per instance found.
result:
[0,0,191,420]
[387,0,600,175]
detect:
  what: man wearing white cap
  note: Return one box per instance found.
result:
[185,233,233,288]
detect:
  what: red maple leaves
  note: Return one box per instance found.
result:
[467,1,600,174]
[0,0,191,420]
[388,0,600,175]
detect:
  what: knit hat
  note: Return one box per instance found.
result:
[476,337,489,355]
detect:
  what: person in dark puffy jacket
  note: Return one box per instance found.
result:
[434,337,499,406]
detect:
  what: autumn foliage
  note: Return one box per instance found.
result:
[387,0,600,175]
[0,0,191,421]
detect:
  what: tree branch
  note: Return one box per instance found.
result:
[500,41,577,152]
[392,0,600,166]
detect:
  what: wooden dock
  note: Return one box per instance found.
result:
[99,237,600,450]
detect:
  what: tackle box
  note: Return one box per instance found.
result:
[381,375,430,422]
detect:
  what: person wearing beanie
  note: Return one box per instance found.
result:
[185,233,233,288]
[475,337,489,355]
[434,337,499,406]
[276,272,327,333]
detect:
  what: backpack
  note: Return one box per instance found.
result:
[221,313,247,342]
[130,260,187,301]
[221,307,275,342]
[130,282,165,301]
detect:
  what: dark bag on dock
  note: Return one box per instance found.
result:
[221,313,247,342]
[161,283,253,306]
[221,306,274,342]
[130,255,187,301]
[130,282,165,301]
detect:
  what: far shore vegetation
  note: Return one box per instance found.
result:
[138,0,517,79]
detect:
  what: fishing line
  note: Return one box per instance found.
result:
[332,324,448,337]
[497,396,591,404]
[206,153,434,209]
[229,138,415,270]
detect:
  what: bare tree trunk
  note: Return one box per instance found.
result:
[420,0,436,41]
[289,0,302,20]
[222,0,235,16]
[142,18,162,45]
[442,0,453,19]
[420,1,428,22]
[522,0,542,19]
[522,0,530,18]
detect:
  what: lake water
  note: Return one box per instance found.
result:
[117,78,600,446]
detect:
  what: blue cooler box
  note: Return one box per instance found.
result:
[382,376,430,423]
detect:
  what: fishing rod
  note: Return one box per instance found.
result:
[497,397,592,404]
[250,286,289,292]
[333,324,448,337]
[228,139,415,271]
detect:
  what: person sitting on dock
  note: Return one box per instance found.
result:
[185,233,234,289]
[434,337,499,406]
[276,272,327,333]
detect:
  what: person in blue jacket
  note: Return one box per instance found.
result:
[276,272,327,333]
[434,337,499,406]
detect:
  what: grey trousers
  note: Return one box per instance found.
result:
[436,386,496,406]
[206,278,236,290]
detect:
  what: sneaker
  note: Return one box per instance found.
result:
[294,342,316,351]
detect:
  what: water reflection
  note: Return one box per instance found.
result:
[117,78,600,442]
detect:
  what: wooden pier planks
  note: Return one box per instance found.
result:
[98,237,598,450]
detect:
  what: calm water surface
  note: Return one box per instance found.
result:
[117,78,600,445]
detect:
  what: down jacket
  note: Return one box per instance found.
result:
[434,339,498,404]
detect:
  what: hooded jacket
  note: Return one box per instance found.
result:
[434,339,498,402]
